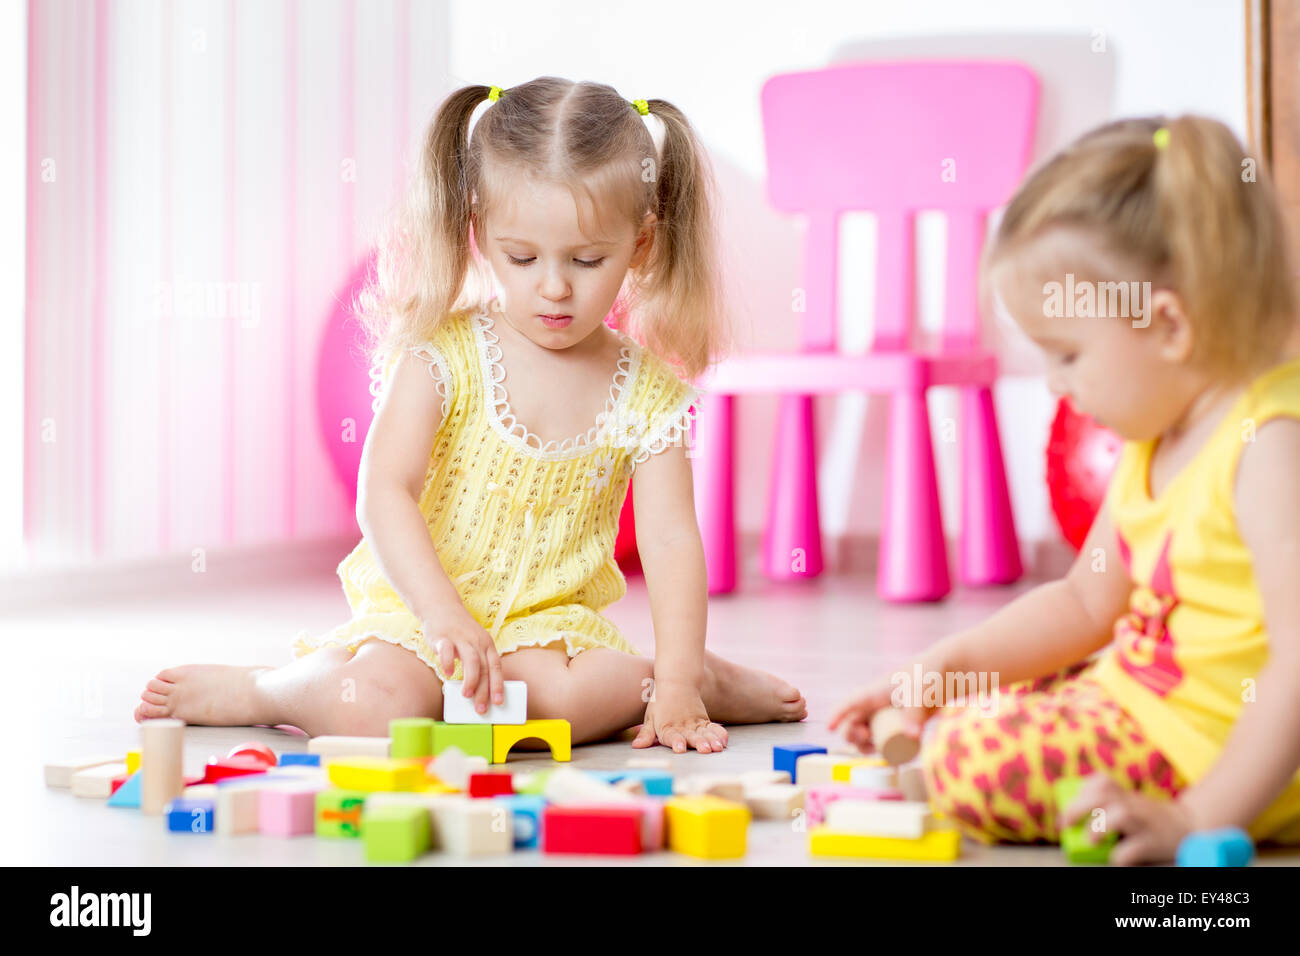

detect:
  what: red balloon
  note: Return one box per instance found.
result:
[1045,398,1123,551]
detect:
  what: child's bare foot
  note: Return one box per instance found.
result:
[701,652,807,725]
[133,665,276,727]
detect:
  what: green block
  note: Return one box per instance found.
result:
[514,769,554,795]
[315,788,368,838]
[362,804,430,863]
[431,722,493,762]
[1054,777,1117,864]
[390,718,436,759]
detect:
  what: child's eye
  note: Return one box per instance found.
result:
[505,255,605,268]
[1060,352,1078,366]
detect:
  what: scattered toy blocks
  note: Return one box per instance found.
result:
[824,799,934,839]
[363,803,430,863]
[805,783,904,827]
[214,780,264,836]
[166,797,215,833]
[774,744,827,783]
[468,772,514,798]
[201,756,270,784]
[44,755,122,789]
[492,719,571,764]
[326,757,426,793]
[744,784,805,821]
[543,805,643,855]
[71,763,128,798]
[107,771,142,808]
[259,784,322,836]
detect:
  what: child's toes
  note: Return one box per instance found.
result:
[141,689,168,705]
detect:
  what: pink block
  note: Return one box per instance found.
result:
[805,785,903,827]
[258,785,320,836]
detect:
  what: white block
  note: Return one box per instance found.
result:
[745,783,805,820]
[739,770,791,791]
[825,799,933,839]
[70,762,128,798]
[543,767,636,804]
[307,735,390,758]
[45,755,123,789]
[848,764,898,790]
[429,747,488,790]
[441,680,528,725]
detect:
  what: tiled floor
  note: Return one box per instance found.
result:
[10,539,1298,866]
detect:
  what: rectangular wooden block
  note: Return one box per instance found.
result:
[166,798,215,833]
[824,799,934,839]
[363,804,430,863]
[774,744,827,783]
[307,735,391,758]
[431,723,494,763]
[70,762,129,798]
[674,774,745,802]
[664,796,750,860]
[809,823,961,861]
[806,783,904,827]
[744,784,805,821]
[46,755,122,789]
[316,788,369,838]
[543,805,643,855]
[793,753,848,787]
[259,785,322,836]
[326,757,426,793]
[441,680,528,725]
[215,783,263,836]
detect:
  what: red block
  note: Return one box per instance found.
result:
[468,773,514,798]
[542,805,643,855]
[202,756,270,784]
[110,774,128,795]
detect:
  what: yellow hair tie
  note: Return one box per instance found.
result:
[1153,126,1170,150]
[488,85,504,102]
[631,98,650,116]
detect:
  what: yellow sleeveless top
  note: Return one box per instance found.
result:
[293,305,701,682]
[1090,356,1300,841]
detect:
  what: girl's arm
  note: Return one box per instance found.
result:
[1176,418,1300,831]
[917,501,1133,700]
[630,441,707,696]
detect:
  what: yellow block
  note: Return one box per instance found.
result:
[491,719,571,764]
[832,756,886,783]
[326,757,427,793]
[809,823,961,861]
[126,751,141,776]
[665,796,750,859]
[421,780,459,794]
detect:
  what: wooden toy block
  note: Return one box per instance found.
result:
[848,763,898,790]
[45,755,123,789]
[869,708,921,765]
[110,774,129,795]
[792,753,847,787]
[774,744,827,783]
[107,771,142,808]
[825,799,934,839]
[1176,828,1255,867]
[897,763,928,802]
[835,756,888,783]
[140,718,185,816]
[493,719,572,764]
[740,770,792,791]
[810,823,961,861]
[166,797,215,833]
[435,797,514,857]
[226,742,277,769]
[441,679,528,725]
[1054,777,1117,864]
[498,794,548,848]
[428,746,490,790]
[181,783,220,801]
[626,756,672,770]
[71,763,128,798]
[363,803,431,863]
[543,767,638,805]
[278,752,320,767]
[468,772,515,798]
[615,768,674,796]
[215,783,262,835]
[316,788,369,838]
[543,805,643,855]
[259,784,322,836]
[201,755,270,784]
[389,717,436,759]
[664,796,750,859]
[431,723,493,762]
[805,783,904,827]
[326,756,427,793]
[306,735,391,759]
[674,774,745,802]
[744,784,805,820]
[125,751,141,776]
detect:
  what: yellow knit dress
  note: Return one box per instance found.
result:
[292,303,701,682]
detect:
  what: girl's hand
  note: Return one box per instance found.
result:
[421,607,504,715]
[827,676,931,755]
[1059,775,1197,866]
[631,680,728,754]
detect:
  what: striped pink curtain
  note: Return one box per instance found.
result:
[24,0,448,569]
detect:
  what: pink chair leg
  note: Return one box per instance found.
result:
[762,394,824,581]
[691,392,736,594]
[958,385,1023,585]
[879,389,950,602]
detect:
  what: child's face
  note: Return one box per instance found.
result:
[994,240,1197,442]
[475,177,653,352]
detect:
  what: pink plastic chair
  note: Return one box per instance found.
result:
[692,61,1038,601]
